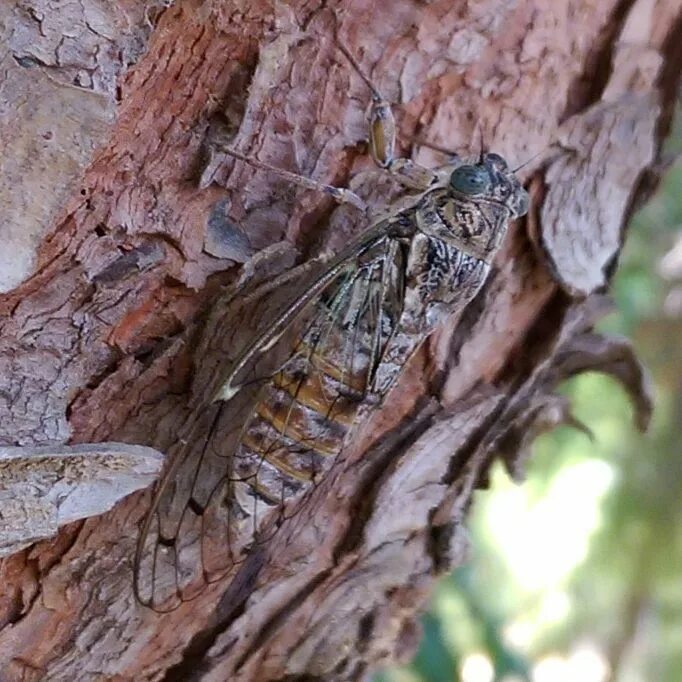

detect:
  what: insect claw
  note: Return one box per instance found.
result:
[333,33,400,169]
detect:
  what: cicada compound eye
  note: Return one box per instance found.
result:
[449,165,492,195]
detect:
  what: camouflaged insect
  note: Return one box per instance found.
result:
[134,40,529,611]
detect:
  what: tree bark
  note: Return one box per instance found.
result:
[0,0,679,680]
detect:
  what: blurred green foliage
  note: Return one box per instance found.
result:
[379,120,682,682]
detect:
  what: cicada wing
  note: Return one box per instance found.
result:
[135,222,408,611]
[224,230,409,546]
[133,398,249,611]
[134,262,329,611]
[133,307,308,611]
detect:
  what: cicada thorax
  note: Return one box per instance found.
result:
[415,188,512,262]
[368,191,504,393]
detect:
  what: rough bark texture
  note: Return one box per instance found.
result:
[0,0,679,680]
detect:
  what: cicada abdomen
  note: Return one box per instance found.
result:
[230,258,402,511]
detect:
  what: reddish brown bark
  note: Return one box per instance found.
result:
[0,0,679,679]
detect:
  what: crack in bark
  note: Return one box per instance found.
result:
[565,0,641,118]
[331,400,439,562]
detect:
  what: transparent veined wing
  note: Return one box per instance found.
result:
[134,220,409,611]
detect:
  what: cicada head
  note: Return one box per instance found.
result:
[449,153,529,218]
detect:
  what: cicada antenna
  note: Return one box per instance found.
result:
[512,154,540,173]
[511,144,555,174]
[509,130,571,174]
[413,137,462,162]
[334,33,384,103]
[474,121,487,164]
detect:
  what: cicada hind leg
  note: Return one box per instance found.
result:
[212,146,369,214]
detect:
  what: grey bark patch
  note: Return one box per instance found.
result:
[204,198,253,261]
[92,241,166,284]
[538,96,658,296]
[0,442,163,556]
[0,0,159,292]
[0,63,114,292]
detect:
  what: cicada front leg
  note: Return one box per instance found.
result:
[214,145,370,214]
[335,38,441,192]
[212,37,443,206]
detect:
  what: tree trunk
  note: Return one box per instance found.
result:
[0,0,679,680]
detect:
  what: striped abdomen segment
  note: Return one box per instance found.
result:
[232,302,374,513]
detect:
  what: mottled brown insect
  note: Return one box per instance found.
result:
[134,40,529,611]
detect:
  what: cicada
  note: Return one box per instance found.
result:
[134,40,529,611]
